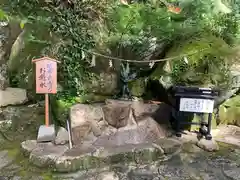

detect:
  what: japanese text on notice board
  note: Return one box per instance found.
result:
[36,60,57,94]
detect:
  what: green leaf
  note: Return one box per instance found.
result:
[0,9,7,20]
[20,20,26,29]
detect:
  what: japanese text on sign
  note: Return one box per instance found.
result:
[179,98,214,113]
[35,58,57,94]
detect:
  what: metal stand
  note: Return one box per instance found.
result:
[206,113,213,140]
[175,112,213,140]
[173,86,218,140]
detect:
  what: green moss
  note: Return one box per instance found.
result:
[223,107,240,126]
[151,33,232,88]
[50,97,72,126]
[78,93,110,103]
[212,142,240,157]
[150,63,166,80]
[50,93,110,125]
[0,140,54,178]
[217,95,240,126]
[222,95,240,107]
[128,78,146,97]
[7,148,18,158]
[41,172,55,180]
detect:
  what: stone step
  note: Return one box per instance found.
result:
[21,138,181,173]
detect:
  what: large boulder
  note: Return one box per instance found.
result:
[0,22,10,90]
[0,105,45,141]
[6,22,53,101]
[0,20,23,89]
[214,47,240,106]
[93,117,172,147]
[70,103,104,145]
[151,34,232,89]
[82,72,118,96]
[70,103,104,128]
[0,88,27,107]
[217,95,240,126]
[70,99,173,146]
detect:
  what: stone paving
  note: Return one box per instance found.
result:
[53,145,240,180]
[0,140,238,180]
[20,138,182,172]
[0,126,240,180]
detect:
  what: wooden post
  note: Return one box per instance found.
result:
[45,93,49,127]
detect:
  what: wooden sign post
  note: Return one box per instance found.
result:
[32,57,60,127]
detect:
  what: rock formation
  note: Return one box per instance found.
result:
[70,99,173,146]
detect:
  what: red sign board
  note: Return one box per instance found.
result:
[32,57,59,94]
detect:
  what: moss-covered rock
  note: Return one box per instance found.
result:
[7,21,53,101]
[222,95,240,107]
[50,97,73,126]
[151,33,232,89]
[218,95,240,127]
[50,93,110,125]
[218,106,240,126]
[78,93,110,103]
[82,72,118,96]
[128,78,146,97]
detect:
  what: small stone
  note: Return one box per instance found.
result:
[128,169,155,180]
[196,139,219,152]
[98,171,119,180]
[0,150,13,169]
[3,164,21,176]
[0,177,8,180]
[223,168,240,180]
[0,120,12,129]
[55,127,69,145]
[12,177,21,180]
[179,153,195,163]
[37,124,56,143]
[21,140,38,156]
[30,142,68,167]
[154,138,181,154]
[182,142,202,153]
